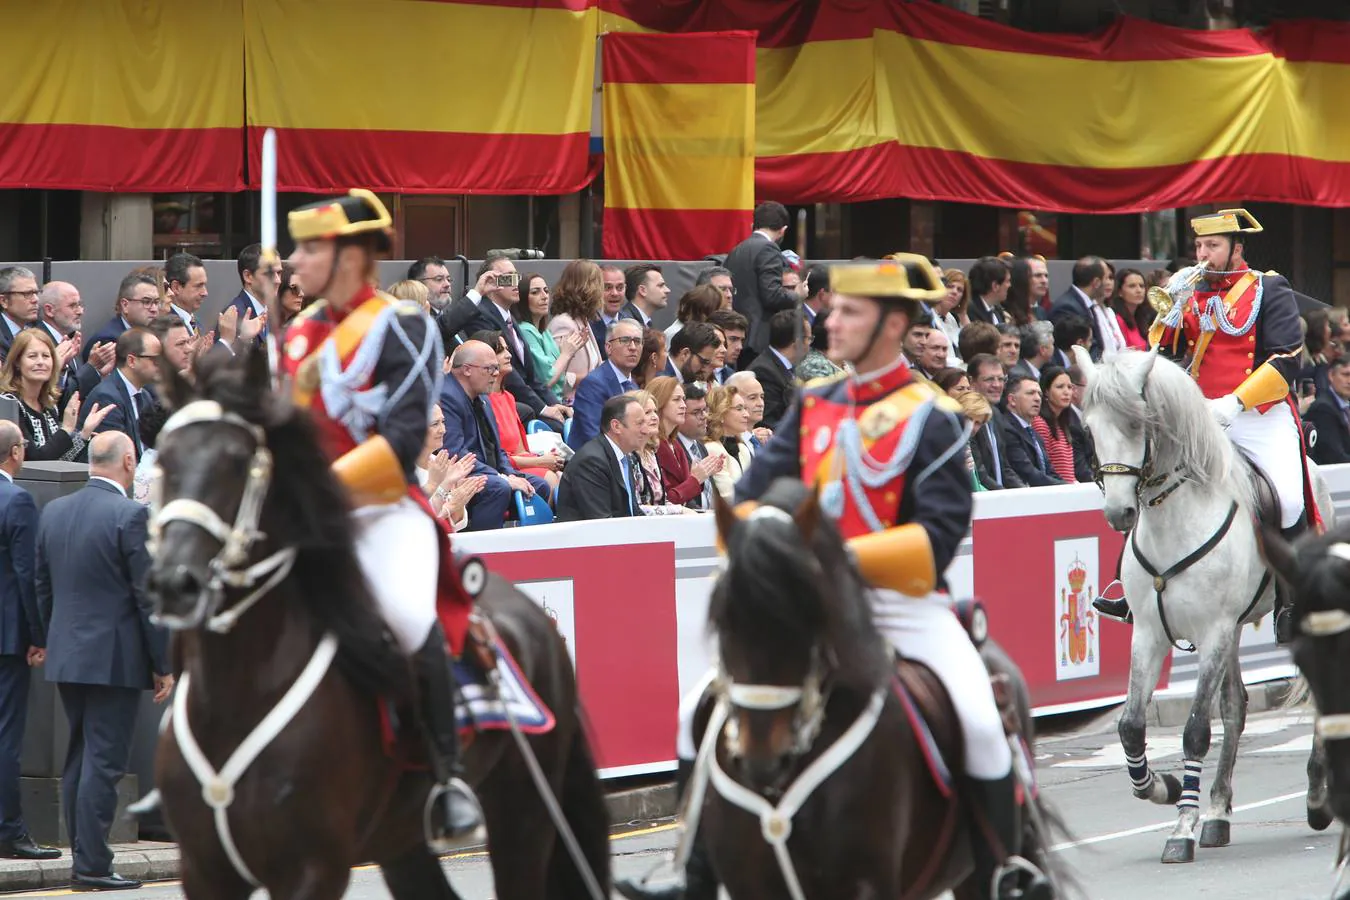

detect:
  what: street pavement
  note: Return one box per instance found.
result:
[3,707,1340,899]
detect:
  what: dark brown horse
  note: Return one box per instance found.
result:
[694,480,1062,900]
[144,350,609,900]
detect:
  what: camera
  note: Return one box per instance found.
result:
[493,272,521,289]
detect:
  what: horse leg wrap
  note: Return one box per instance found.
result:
[1125,751,1155,797]
[1178,759,1202,813]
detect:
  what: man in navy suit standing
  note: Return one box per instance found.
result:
[78,328,162,460]
[0,422,59,862]
[567,318,644,451]
[36,432,172,890]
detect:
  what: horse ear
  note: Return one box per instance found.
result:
[1256,524,1299,587]
[795,485,821,543]
[159,359,194,411]
[242,344,271,398]
[712,490,738,550]
[1129,348,1159,394]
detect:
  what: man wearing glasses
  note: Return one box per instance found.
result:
[0,267,41,362]
[567,319,644,451]
[83,273,161,365]
[75,328,161,460]
[409,256,455,314]
[966,353,1025,490]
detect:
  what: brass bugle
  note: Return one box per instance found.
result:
[1146,261,1209,316]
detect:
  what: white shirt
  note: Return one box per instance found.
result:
[3,313,27,338]
[0,469,12,484]
[608,360,636,388]
[604,435,628,466]
[169,303,197,334]
[91,475,127,498]
[117,370,143,424]
[770,347,794,374]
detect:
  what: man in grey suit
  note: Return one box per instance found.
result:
[35,432,173,891]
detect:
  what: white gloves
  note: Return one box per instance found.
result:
[1208,393,1244,428]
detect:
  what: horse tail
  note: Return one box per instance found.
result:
[1281,674,1312,711]
[547,709,612,898]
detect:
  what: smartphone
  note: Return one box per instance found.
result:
[494,272,521,289]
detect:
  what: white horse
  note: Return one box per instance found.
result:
[1075,346,1333,863]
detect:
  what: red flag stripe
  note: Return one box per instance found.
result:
[602,30,757,84]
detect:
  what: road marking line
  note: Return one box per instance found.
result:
[1049,790,1307,852]
[3,822,682,897]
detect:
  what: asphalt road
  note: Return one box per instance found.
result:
[6,707,1340,899]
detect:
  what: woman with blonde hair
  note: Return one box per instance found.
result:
[625,388,693,515]
[0,330,111,461]
[546,259,604,401]
[388,278,431,311]
[703,384,753,499]
[647,376,720,507]
[957,389,993,492]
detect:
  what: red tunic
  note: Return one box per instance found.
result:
[1174,266,1264,402]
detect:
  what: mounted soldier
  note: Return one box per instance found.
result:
[281,189,484,848]
[1093,208,1317,643]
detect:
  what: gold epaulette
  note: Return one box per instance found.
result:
[803,371,847,390]
[857,382,951,441]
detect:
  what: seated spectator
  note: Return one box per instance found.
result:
[796,307,841,382]
[957,389,994,491]
[1111,268,1152,350]
[0,331,111,462]
[648,376,720,508]
[278,263,307,329]
[1052,314,1093,370]
[635,328,670,388]
[626,389,693,515]
[748,309,806,428]
[903,313,935,377]
[967,353,1024,490]
[439,340,551,531]
[148,314,196,385]
[514,273,588,404]
[724,371,772,450]
[935,367,970,398]
[545,259,604,402]
[472,330,565,495]
[387,279,431,311]
[555,394,647,522]
[707,309,748,383]
[958,320,1000,363]
[83,273,158,363]
[664,284,723,341]
[966,256,1011,326]
[77,328,161,460]
[414,404,483,532]
[1033,367,1086,483]
[1011,321,1055,383]
[703,385,753,499]
[995,324,1021,370]
[695,265,735,309]
[0,266,39,361]
[1002,373,1064,487]
[674,383,716,510]
[619,264,670,328]
[569,318,643,450]
[1306,356,1350,465]
[665,322,721,387]
[942,268,970,325]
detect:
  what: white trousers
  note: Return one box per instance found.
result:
[1226,401,1304,528]
[351,497,439,654]
[677,590,1012,781]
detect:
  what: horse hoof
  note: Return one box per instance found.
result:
[1308,803,1334,832]
[1199,819,1230,848]
[1158,773,1183,806]
[1161,837,1196,864]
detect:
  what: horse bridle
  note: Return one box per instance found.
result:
[148,400,297,633]
[717,649,830,765]
[1089,380,1185,509]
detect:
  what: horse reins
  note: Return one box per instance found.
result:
[149,400,297,633]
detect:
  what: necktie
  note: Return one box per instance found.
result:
[505,318,525,361]
[471,397,500,468]
[621,379,638,393]
[687,440,712,509]
[620,454,636,515]
[985,424,1003,486]
[133,390,150,421]
[1025,425,1047,470]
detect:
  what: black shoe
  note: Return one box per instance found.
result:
[1091,580,1132,623]
[72,873,142,892]
[0,833,61,860]
[968,773,1051,900]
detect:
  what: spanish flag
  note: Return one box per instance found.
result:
[600,31,755,259]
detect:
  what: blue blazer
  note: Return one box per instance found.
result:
[437,376,513,478]
[78,370,143,458]
[82,316,128,363]
[36,479,168,688]
[217,290,266,350]
[0,477,39,655]
[568,363,626,451]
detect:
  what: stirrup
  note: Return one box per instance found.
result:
[423,779,486,854]
[615,855,685,900]
[126,788,162,817]
[1091,581,1131,624]
[994,855,1053,900]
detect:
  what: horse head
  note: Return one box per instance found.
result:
[709,479,888,790]
[1262,527,1350,824]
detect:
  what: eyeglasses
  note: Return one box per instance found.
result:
[288,283,304,296]
[688,408,708,418]
[696,353,718,367]
[135,353,162,360]
[419,275,451,284]
[130,297,159,307]
[459,363,501,375]
[4,290,39,301]
[609,335,642,347]
[978,375,1007,385]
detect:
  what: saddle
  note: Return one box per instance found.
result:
[1239,452,1281,533]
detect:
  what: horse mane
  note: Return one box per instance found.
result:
[191,352,408,698]
[1085,350,1256,513]
[709,480,891,695]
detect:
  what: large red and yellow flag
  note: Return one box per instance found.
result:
[0,1,244,191]
[244,0,598,194]
[600,31,755,259]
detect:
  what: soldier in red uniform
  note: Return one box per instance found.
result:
[282,190,483,849]
[624,257,1045,900]
[1093,209,1310,642]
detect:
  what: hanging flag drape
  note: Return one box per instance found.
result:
[601,31,755,259]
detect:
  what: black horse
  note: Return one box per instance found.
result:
[146,349,610,900]
[690,480,1063,900]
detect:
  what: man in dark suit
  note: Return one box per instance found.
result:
[1001,374,1064,487]
[36,432,172,891]
[965,257,1011,326]
[556,394,647,522]
[38,282,108,413]
[164,252,210,339]
[440,341,550,531]
[724,202,800,364]
[966,354,1026,490]
[0,266,40,362]
[79,328,161,460]
[593,266,628,361]
[82,272,159,364]
[617,264,670,328]
[0,423,59,861]
[747,308,805,429]
[666,323,721,386]
[568,318,643,451]
[1307,357,1350,465]
[1049,256,1109,360]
